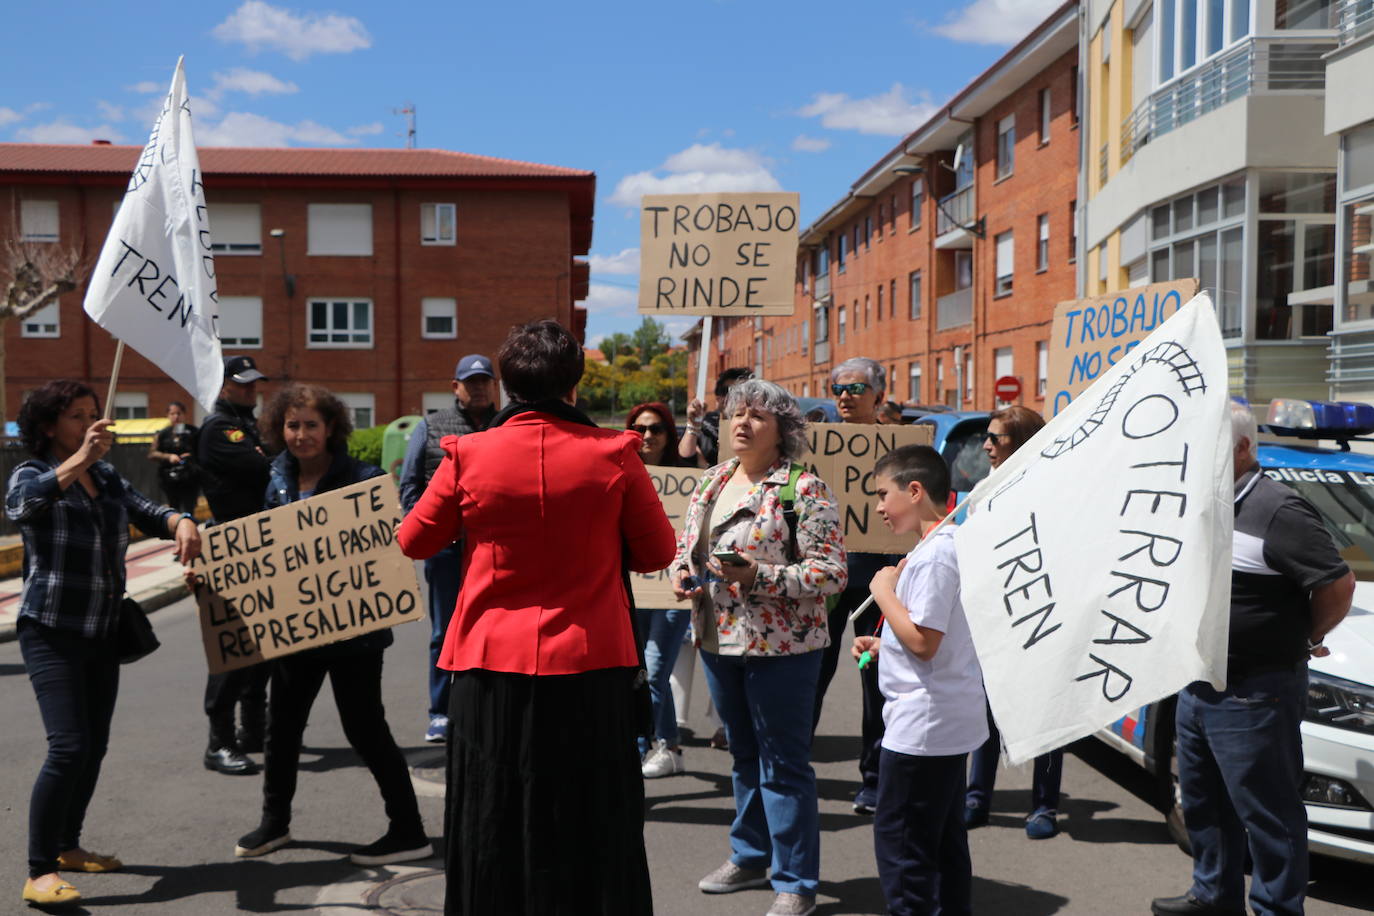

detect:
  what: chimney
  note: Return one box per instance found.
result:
[92,139,112,145]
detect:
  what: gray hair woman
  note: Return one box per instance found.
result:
[670,378,847,916]
[830,358,886,425]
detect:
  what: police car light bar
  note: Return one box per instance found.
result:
[1265,398,1374,440]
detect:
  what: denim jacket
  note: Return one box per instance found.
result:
[670,458,847,656]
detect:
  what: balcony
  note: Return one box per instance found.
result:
[813,339,830,365]
[936,185,976,249]
[813,271,830,302]
[1121,37,1336,163]
[936,287,972,331]
[1339,0,1374,44]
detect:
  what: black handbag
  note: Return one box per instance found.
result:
[117,596,160,664]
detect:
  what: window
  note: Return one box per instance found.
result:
[876,285,883,321]
[1069,200,1078,262]
[910,179,924,229]
[1160,0,1176,82]
[1038,88,1052,144]
[890,280,897,318]
[877,206,885,237]
[209,203,261,254]
[1037,214,1050,271]
[307,203,372,256]
[422,203,456,245]
[964,352,974,399]
[864,216,872,248]
[890,194,898,231]
[994,348,1014,398]
[217,296,263,348]
[996,116,1015,180]
[853,225,861,257]
[864,295,870,326]
[955,250,974,290]
[422,392,453,415]
[1276,0,1336,29]
[908,362,921,401]
[838,306,847,344]
[20,200,58,242]
[801,318,809,354]
[1037,341,1048,396]
[837,233,847,272]
[113,392,148,420]
[339,393,376,430]
[422,297,457,339]
[21,302,59,338]
[1070,65,1080,127]
[909,270,922,319]
[814,302,829,342]
[1149,176,1252,337]
[995,231,1014,296]
[308,298,373,348]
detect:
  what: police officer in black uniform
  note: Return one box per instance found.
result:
[198,356,273,775]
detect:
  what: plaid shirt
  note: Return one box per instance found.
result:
[6,457,175,639]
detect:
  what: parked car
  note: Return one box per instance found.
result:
[910,411,991,496]
[797,397,841,423]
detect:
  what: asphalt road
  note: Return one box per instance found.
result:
[1,590,1370,915]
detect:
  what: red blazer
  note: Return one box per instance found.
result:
[397,412,677,676]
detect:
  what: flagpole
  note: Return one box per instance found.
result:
[103,340,126,421]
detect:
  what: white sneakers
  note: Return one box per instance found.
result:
[641,740,685,778]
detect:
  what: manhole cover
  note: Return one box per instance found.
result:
[365,868,445,914]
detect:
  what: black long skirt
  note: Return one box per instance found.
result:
[444,666,653,916]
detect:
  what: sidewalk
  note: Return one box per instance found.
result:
[0,538,191,642]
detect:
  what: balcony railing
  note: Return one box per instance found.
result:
[813,339,829,365]
[936,287,973,331]
[813,271,830,301]
[1340,0,1374,44]
[937,185,976,237]
[1098,143,1109,187]
[1120,37,1335,163]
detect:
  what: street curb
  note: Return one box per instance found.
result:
[0,578,190,646]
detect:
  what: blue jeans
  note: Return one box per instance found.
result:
[966,702,1063,817]
[875,749,972,916]
[1176,668,1309,916]
[18,618,121,878]
[636,607,691,752]
[424,544,462,718]
[700,649,822,897]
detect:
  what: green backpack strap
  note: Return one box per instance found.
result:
[778,463,840,613]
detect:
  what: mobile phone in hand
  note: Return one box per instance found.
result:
[712,548,749,566]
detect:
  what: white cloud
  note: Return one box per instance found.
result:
[797,83,937,136]
[583,282,639,315]
[95,101,125,122]
[213,0,372,60]
[0,107,22,127]
[608,143,781,208]
[348,121,384,136]
[791,134,831,153]
[661,317,698,343]
[196,112,353,146]
[128,81,162,94]
[15,121,123,144]
[587,247,640,275]
[931,0,1064,45]
[210,67,300,97]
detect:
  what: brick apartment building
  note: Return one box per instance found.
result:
[690,2,1079,414]
[1,144,594,426]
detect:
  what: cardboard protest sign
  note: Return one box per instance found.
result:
[1045,279,1199,417]
[723,423,934,554]
[638,192,800,316]
[189,477,424,674]
[632,465,701,609]
[83,57,223,412]
[955,293,1231,765]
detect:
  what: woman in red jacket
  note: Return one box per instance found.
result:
[398,319,676,916]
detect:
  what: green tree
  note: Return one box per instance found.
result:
[631,316,671,363]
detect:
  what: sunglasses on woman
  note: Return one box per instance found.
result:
[830,382,871,396]
[631,423,666,436]
[983,431,1012,442]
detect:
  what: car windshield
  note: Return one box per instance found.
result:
[945,422,991,493]
[1269,467,1374,582]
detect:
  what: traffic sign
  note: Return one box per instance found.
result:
[994,375,1021,402]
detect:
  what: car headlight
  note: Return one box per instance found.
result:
[1306,671,1374,736]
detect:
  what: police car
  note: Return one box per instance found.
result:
[1095,399,1374,864]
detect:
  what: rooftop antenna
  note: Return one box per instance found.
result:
[393,103,416,149]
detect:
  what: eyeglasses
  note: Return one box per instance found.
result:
[830,382,871,397]
[631,423,666,436]
[983,431,1012,443]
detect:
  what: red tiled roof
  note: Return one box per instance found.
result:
[0,143,592,180]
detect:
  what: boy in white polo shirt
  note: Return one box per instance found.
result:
[853,444,987,916]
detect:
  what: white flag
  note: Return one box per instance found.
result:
[954,294,1232,765]
[83,56,222,413]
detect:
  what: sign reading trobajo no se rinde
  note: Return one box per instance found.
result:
[638,192,800,316]
[189,476,424,674]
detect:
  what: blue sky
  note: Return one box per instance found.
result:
[1,0,1063,346]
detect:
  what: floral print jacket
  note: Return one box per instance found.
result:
[671,457,848,657]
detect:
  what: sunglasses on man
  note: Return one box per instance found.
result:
[830,382,872,397]
[631,423,666,436]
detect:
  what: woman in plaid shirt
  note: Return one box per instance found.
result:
[6,380,201,908]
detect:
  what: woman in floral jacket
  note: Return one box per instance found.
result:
[670,378,846,916]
